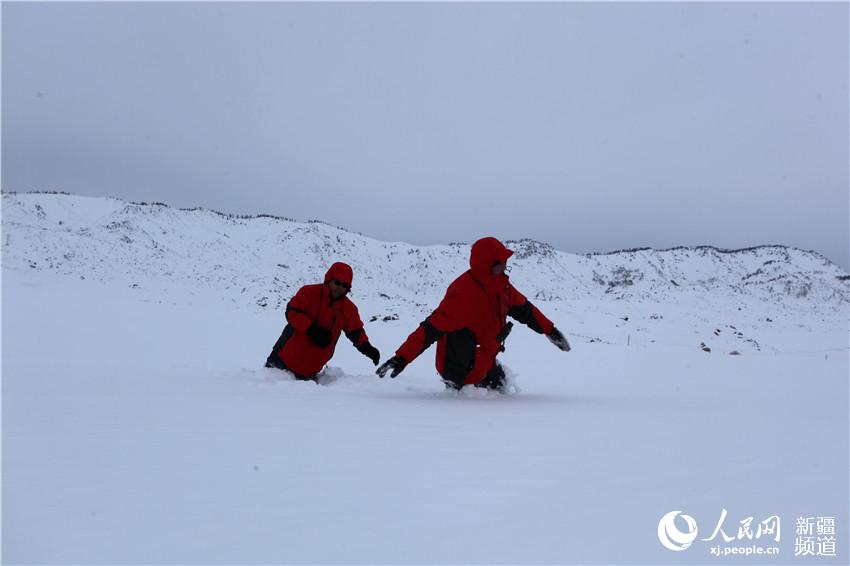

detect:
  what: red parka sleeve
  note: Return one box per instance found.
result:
[342,300,370,348]
[395,284,466,363]
[285,286,317,333]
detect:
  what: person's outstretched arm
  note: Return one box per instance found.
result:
[507,285,571,352]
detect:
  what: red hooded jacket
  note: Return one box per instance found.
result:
[268,262,370,378]
[395,237,554,386]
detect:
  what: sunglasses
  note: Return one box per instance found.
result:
[331,279,351,291]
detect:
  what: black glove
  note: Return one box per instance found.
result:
[376,356,407,378]
[547,327,571,352]
[306,323,332,348]
[358,342,381,366]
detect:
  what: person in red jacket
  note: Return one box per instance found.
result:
[265,262,380,380]
[376,237,571,391]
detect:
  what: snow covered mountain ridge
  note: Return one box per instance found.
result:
[3,191,848,315]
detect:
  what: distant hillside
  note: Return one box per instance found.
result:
[3,192,848,313]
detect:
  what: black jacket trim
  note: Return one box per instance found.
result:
[441,328,477,386]
[508,300,545,334]
[416,318,444,357]
[345,328,364,345]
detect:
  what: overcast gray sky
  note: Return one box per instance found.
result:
[3,1,848,269]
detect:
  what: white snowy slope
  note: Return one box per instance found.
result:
[2,192,848,565]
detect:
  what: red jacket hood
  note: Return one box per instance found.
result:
[324,262,354,286]
[469,237,514,281]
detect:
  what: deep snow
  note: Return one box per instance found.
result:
[2,268,847,564]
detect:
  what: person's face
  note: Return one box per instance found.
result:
[328,278,350,299]
[491,261,507,276]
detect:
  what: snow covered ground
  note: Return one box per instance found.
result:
[2,193,849,564]
[3,266,847,564]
